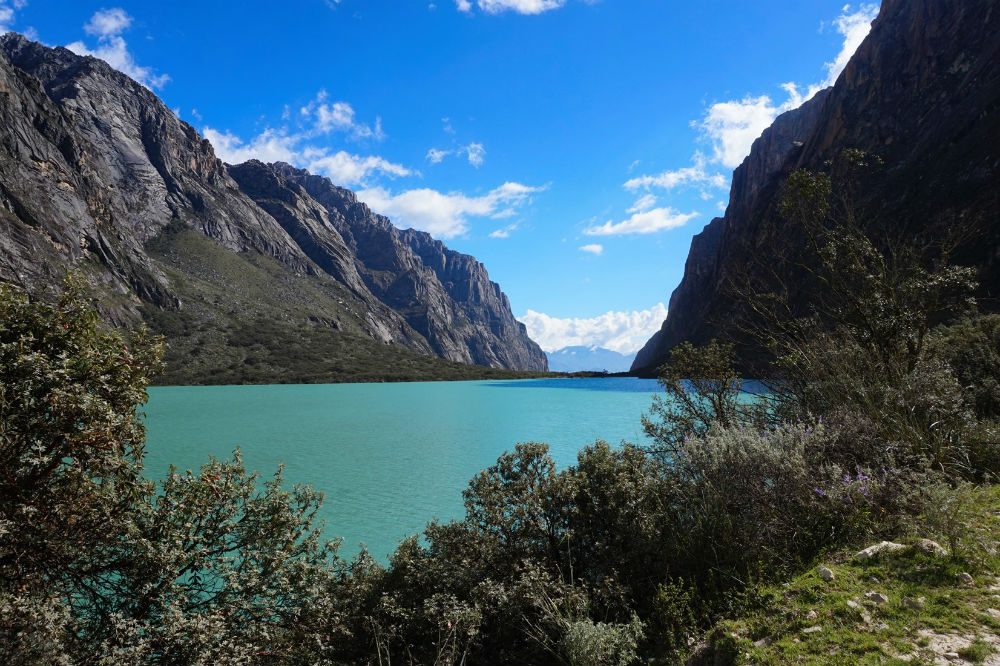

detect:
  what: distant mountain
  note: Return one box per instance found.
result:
[0,34,547,383]
[633,0,1000,373]
[547,346,636,373]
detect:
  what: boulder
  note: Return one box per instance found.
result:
[854,541,906,561]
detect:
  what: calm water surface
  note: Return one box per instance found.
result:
[144,377,660,560]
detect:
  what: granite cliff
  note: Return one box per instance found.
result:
[0,34,546,380]
[633,0,1000,373]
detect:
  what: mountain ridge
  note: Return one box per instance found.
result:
[633,0,1000,373]
[0,33,547,379]
[546,346,637,373]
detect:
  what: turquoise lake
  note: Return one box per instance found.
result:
[144,377,661,560]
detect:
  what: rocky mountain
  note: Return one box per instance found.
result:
[546,346,636,373]
[633,0,1000,374]
[0,34,546,381]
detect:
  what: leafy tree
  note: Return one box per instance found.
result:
[642,340,764,457]
[0,277,161,607]
[0,279,342,665]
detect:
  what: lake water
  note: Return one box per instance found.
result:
[144,377,661,560]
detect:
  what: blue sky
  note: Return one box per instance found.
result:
[0,0,878,352]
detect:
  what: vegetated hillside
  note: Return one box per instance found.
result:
[547,345,637,373]
[692,486,1000,665]
[0,34,546,383]
[634,0,1000,373]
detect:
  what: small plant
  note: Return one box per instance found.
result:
[957,637,996,664]
[918,481,985,559]
[560,615,644,666]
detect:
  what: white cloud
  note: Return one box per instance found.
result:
[579,243,603,255]
[203,126,411,186]
[584,207,698,236]
[0,0,27,33]
[456,0,472,11]
[300,91,384,141]
[626,193,657,214]
[489,222,519,239]
[520,303,669,354]
[84,8,131,37]
[696,4,877,169]
[0,6,14,32]
[425,142,486,167]
[824,4,879,87]
[66,8,169,89]
[203,128,299,165]
[427,148,450,164]
[476,0,565,14]
[625,152,727,191]
[699,94,786,169]
[308,152,412,184]
[465,142,486,167]
[358,182,545,238]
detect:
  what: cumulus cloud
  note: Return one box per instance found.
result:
[0,0,26,33]
[66,8,170,89]
[202,126,411,186]
[300,91,384,141]
[458,0,565,14]
[626,193,658,214]
[425,142,487,167]
[489,222,519,239]
[84,7,131,36]
[308,152,412,184]
[465,142,486,167]
[698,4,877,169]
[579,244,603,255]
[625,152,727,192]
[203,128,298,165]
[427,148,450,164]
[584,207,698,236]
[699,94,787,169]
[520,303,669,354]
[824,4,880,88]
[357,182,545,238]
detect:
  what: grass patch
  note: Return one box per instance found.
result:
[142,224,558,385]
[694,485,1000,665]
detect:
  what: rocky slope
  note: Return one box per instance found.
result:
[0,34,546,378]
[633,0,1000,373]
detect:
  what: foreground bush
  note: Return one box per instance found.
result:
[0,281,341,665]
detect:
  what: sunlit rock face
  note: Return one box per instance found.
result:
[0,34,546,372]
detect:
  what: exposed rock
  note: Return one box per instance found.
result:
[846,599,873,624]
[865,591,889,605]
[957,572,975,587]
[817,565,835,582]
[903,596,926,610]
[855,541,907,561]
[0,34,546,376]
[633,0,1000,373]
[914,539,949,557]
[802,625,822,635]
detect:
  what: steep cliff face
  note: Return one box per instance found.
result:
[0,34,546,376]
[237,161,547,370]
[633,0,1000,373]
[0,34,323,319]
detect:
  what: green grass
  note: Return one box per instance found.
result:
[697,486,1000,665]
[142,224,558,386]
